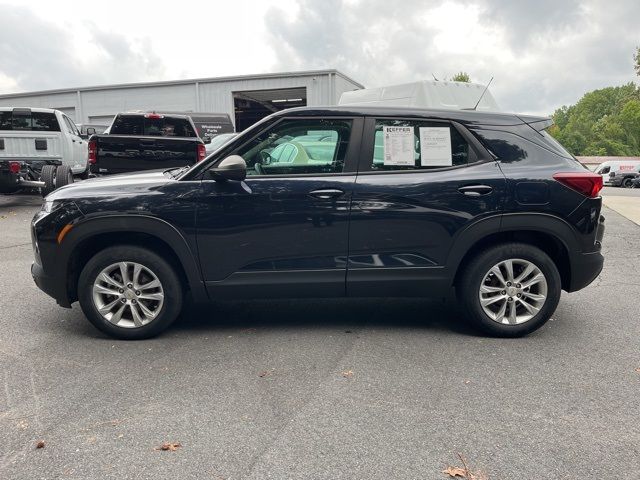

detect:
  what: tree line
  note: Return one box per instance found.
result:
[547,47,640,156]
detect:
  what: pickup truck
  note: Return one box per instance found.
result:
[1,107,86,196]
[88,113,206,175]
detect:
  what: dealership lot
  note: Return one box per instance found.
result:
[1,191,639,479]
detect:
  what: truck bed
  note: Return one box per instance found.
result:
[91,134,203,175]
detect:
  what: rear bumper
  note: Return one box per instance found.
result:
[567,250,604,292]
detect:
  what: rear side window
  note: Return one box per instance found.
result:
[0,111,60,131]
[370,119,474,171]
[110,115,196,137]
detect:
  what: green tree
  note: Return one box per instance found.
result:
[635,47,640,76]
[450,72,471,82]
[549,83,640,156]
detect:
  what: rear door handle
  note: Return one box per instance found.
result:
[458,185,493,196]
[308,189,345,199]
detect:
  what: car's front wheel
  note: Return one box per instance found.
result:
[78,246,183,339]
[457,243,561,337]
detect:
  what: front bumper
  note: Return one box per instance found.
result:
[31,261,71,307]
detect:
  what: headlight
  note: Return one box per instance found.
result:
[41,200,59,213]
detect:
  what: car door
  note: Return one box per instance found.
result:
[346,116,506,297]
[62,115,86,172]
[195,116,363,298]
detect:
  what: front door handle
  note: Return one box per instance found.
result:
[458,185,493,196]
[308,189,345,199]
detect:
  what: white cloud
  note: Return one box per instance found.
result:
[0,0,638,115]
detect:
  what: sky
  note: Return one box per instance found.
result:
[0,0,638,115]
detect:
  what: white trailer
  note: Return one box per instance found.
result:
[339,80,499,111]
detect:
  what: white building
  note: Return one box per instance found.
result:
[0,70,364,131]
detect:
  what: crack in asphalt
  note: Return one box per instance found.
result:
[0,243,30,250]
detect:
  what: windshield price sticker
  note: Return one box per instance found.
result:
[419,127,452,166]
[383,126,414,166]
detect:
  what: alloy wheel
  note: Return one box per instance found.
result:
[478,258,548,325]
[92,262,164,328]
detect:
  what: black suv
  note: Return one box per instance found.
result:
[31,107,605,339]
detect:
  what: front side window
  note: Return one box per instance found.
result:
[371,119,473,171]
[229,119,352,176]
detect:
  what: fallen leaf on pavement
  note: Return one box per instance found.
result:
[155,442,181,451]
[342,370,354,378]
[442,466,467,477]
[258,370,273,378]
[635,367,640,373]
[35,440,45,449]
[442,453,487,480]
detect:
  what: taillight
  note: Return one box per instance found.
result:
[553,172,603,198]
[8,161,21,174]
[145,113,164,119]
[88,139,97,164]
[197,143,206,162]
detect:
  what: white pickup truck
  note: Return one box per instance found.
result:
[0,107,89,196]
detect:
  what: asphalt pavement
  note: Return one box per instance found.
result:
[1,192,639,480]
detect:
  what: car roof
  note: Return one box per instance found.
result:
[0,107,59,114]
[271,105,546,126]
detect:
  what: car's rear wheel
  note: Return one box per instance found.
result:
[622,177,633,188]
[78,246,183,339]
[457,243,561,337]
[55,165,73,188]
[40,165,56,197]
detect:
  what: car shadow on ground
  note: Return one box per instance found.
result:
[172,297,480,337]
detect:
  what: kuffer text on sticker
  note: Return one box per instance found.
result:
[383,126,414,166]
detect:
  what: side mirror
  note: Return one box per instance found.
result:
[212,155,246,182]
[86,127,96,136]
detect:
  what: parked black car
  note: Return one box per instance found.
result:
[88,112,206,175]
[31,106,605,339]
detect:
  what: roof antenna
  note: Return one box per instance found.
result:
[431,73,439,81]
[471,76,494,110]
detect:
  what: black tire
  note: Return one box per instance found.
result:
[622,177,633,188]
[78,246,183,340]
[40,165,56,197]
[457,243,561,337]
[55,165,73,188]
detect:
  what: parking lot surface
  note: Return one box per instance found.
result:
[1,192,639,480]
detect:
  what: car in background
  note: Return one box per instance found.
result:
[205,132,237,155]
[1,107,87,196]
[77,123,108,139]
[88,112,206,175]
[594,160,640,188]
[31,106,604,340]
[151,111,234,145]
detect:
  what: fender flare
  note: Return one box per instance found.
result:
[61,214,208,302]
[446,213,579,282]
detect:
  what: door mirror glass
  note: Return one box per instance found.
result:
[212,155,247,181]
[86,127,96,136]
